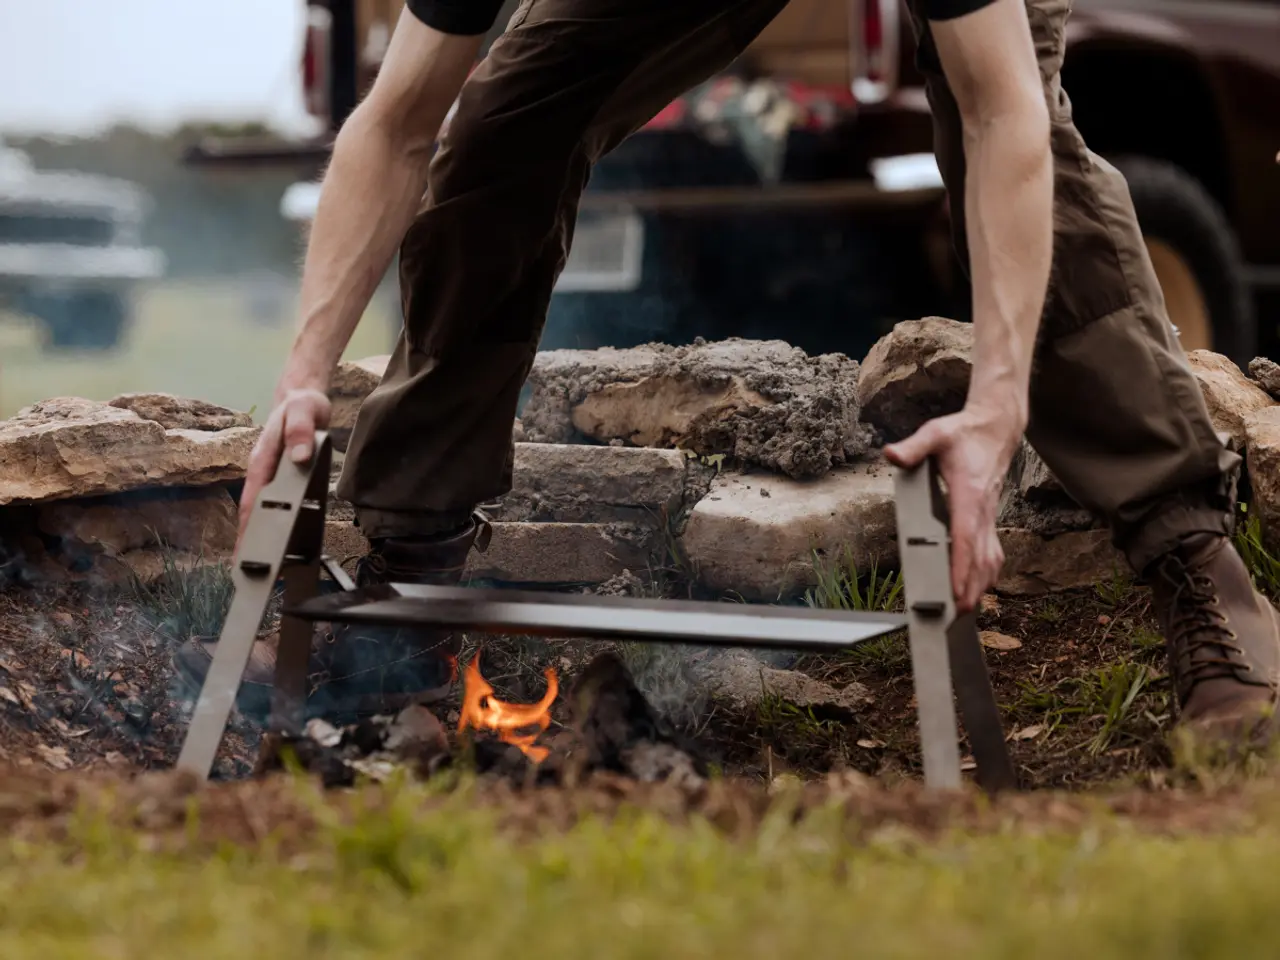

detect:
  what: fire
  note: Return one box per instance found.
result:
[457,651,558,763]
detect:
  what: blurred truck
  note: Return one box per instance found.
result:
[0,141,165,351]
[187,0,1280,363]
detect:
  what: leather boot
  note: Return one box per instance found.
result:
[309,515,491,717]
[172,514,489,720]
[1147,533,1280,744]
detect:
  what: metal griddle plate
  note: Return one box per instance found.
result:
[286,583,908,653]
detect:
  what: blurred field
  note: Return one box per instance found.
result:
[0,277,400,421]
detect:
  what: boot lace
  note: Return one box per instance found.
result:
[1159,559,1248,696]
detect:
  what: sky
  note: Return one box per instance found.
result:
[0,0,313,136]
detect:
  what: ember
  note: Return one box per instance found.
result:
[458,651,558,763]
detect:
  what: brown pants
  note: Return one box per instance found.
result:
[338,0,1238,574]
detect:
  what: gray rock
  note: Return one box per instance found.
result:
[1187,350,1274,451]
[1246,407,1280,550]
[0,397,258,505]
[697,651,875,718]
[1249,357,1280,401]
[466,522,655,586]
[996,528,1126,596]
[856,317,972,442]
[490,443,689,524]
[523,338,873,479]
[681,461,898,601]
[108,393,254,432]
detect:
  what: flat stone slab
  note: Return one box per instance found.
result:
[491,443,689,524]
[680,462,898,601]
[995,528,1126,596]
[523,339,872,479]
[0,397,259,506]
[323,519,653,587]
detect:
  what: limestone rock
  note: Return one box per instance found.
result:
[698,651,875,718]
[1249,357,1280,401]
[466,522,654,586]
[1245,407,1280,548]
[856,317,972,442]
[328,355,390,449]
[38,486,238,558]
[997,441,1098,537]
[1187,350,1274,451]
[111,548,203,586]
[491,444,688,524]
[326,518,654,586]
[680,462,898,601]
[108,393,254,432]
[0,397,259,505]
[995,528,1125,596]
[523,339,873,479]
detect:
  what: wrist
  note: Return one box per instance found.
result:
[277,339,337,401]
[963,393,1028,446]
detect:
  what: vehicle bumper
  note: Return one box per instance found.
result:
[0,244,166,286]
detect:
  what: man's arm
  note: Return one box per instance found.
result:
[886,0,1053,610]
[931,0,1053,431]
[236,7,493,542]
[282,13,486,394]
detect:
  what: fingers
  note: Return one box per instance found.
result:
[235,411,285,550]
[884,419,943,468]
[282,401,317,465]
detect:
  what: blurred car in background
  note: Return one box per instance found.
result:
[0,141,165,351]
[188,0,1280,364]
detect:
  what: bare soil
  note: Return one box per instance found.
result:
[0,570,1260,843]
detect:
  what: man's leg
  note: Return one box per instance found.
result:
[275,0,786,715]
[908,0,1280,741]
[338,0,789,534]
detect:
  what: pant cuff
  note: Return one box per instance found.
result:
[354,506,477,540]
[1121,503,1233,577]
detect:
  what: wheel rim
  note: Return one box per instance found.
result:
[1146,237,1213,353]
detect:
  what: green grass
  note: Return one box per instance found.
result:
[5,779,1280,958]
[129,551,235,643]
[1234,504,1280,602]
[803,549,903,614]
[0,278,396,419]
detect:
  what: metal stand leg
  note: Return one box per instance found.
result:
[175,433,333,779]
[894,460,1017,793]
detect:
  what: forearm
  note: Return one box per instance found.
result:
[278,20,483,396]
[281,114,431,393]
[961,105,1053,433]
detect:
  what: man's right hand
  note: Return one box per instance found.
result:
[237,388,332,551]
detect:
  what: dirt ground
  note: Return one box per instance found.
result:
[0,552,1260,846]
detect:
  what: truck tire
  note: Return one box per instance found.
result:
[36,291,130,352]
[1113,156,1255,365]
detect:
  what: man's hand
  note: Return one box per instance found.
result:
[884,404,1021,612]
[237,388,332,550]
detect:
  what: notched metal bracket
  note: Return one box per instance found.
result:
[177,434,1017,794]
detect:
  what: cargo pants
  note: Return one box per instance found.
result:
[337,0,1240,575]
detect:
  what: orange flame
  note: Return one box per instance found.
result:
[457,652,558,763]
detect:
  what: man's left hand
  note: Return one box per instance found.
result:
[884,405,1022,613]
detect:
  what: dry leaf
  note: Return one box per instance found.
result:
[37,744,72,771]
[979,595,1001,616]
[15,681,38,711]
[960,758,977,772]
[0,686,19,706]
[1012,724,1044,741]
[856,738,887,750]
[980,631,1023,652]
